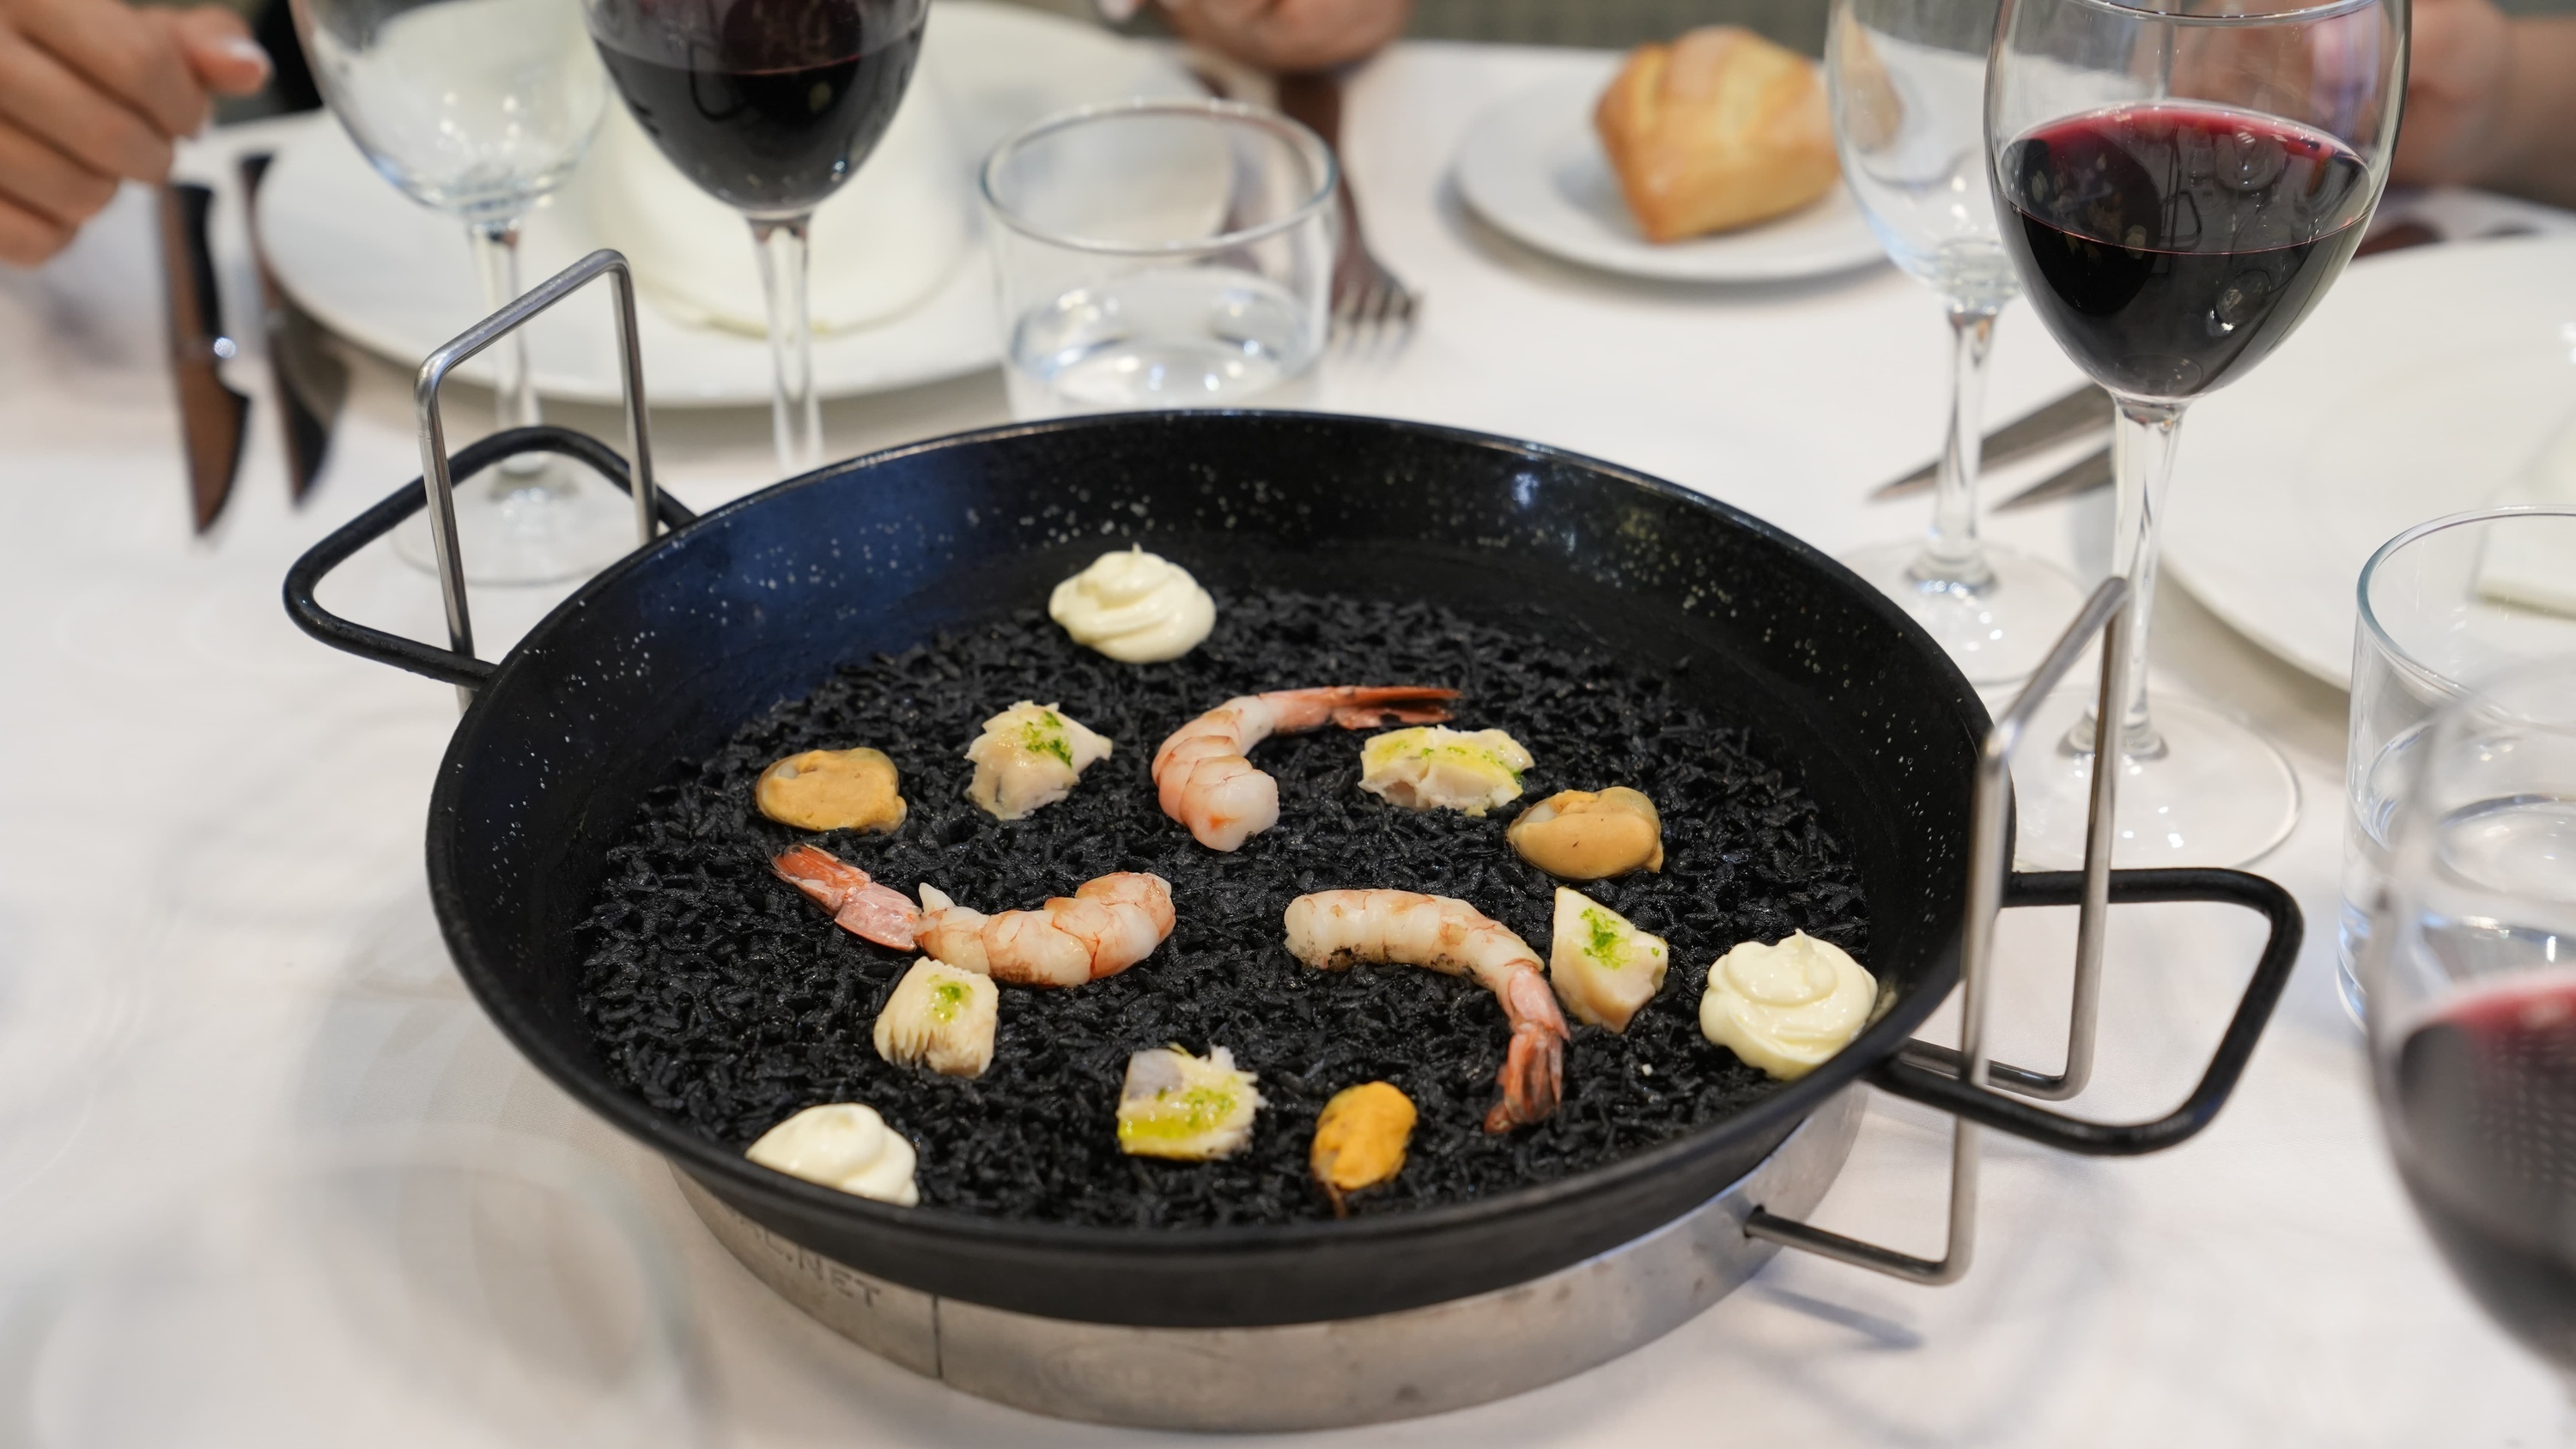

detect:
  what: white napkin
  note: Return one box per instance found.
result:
[2479,399,2576,618]
[578,64,971,336]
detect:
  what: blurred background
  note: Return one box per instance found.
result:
[191,0,2576,128]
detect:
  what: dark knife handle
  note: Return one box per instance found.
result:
[239,152,340,502]
[156,181,250,533]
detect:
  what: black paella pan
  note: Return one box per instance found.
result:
[286,403,2297,1335]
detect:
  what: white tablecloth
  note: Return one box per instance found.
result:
[2,38,2565,1446]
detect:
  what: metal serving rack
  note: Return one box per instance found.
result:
[414,249,661,708]
[1743,578,2128,1282]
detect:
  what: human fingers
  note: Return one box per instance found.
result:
[164,5,270,96]
[1164,0,1410,73]
[0,185,78,267]
[0,114,118,227]
[0,27,173,179]
[9,0,210,136]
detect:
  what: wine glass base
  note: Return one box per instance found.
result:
[1839,541,2087,686]
[393,458,641,587]
[2009,690,2302,870]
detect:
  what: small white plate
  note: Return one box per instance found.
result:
[2162,235,2576,689]
[256,3,1197,407]
[1452,66,1886,284]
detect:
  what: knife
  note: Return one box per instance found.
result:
[1994,443,2112,512]
[1869,382,2113,501]
[155,181,250,533]
[239,153,347,502]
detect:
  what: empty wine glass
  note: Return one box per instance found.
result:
[1988,0,2405,867]
[2365,658,2576,1394]
[1827,0,2084,684]
[294,0,632,585]
[581,0,932,476]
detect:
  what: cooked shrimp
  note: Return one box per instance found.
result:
[1152,687,1459,850]
[915,872,1176,988]
[773,845,921,949]
[1282,889,1569,1132]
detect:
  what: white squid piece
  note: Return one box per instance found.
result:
[964,701,1113,821]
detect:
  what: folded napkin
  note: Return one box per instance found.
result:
[2478,402,2576,618]
[580,67,971,336]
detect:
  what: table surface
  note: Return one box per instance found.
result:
[5,36,2572,1446]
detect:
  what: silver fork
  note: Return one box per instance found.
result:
[1275,70,1419,354]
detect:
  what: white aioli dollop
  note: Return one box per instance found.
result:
[1697,931,1876,1081]
[1048,547,1216,663]
[745,1103,920,1206]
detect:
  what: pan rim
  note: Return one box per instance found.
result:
[425,409,1983,1269]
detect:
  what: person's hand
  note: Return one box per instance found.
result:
[1159,0,1410,75]
[0,0,270,267]
[2391,0,2512,186]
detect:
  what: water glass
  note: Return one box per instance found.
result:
[2362,658,2576,1387]
[2344,507,2576,1018]
[981,100,1334,420]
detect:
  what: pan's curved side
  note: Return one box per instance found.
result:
[425,411,1985,1327]
[676,1090,1866,1430]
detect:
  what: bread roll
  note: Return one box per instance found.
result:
[1594,27,1841,243]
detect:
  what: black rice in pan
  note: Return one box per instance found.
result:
[578,590,1869,1228]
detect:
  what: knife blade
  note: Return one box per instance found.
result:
[1994,443,2113,512]
[239,153,347,502]
[1869,382,2114,501]
[155,181,249,534]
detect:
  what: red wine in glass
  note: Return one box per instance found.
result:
[592,0,926,219]
[1996,105,2373,401]
[2390,974,2576,1370]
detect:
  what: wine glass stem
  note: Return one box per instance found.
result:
[1915,304,1999,588]
[2093,397,2184,758]
[467,218,552,488]
[751,214,821,476]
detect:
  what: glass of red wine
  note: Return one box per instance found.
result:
[1985,0,2403,867]
[581,0,931,476]
[2366,659,2576,1388]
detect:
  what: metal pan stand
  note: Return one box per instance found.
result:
[413,249,660,709]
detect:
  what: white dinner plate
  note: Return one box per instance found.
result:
[2162,235,2576,689]
[256,3,1197,406]
[1452,66,1886,284]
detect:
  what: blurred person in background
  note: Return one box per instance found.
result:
[1102,0,1409,70]
[14,0,2576,268]
[0,0,267,264]
[2391,0,2576,208]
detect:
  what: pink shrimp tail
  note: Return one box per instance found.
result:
[771,844,921,950]
[1483,969,1569,1133]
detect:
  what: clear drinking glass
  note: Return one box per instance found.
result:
[981,100,1334,420]
[582,0,931,476]
[2364,658,2576,1394]
[1826,0,2083,684]
[2343,508,2576,1020]
[294,0,632,585]
[1989,0,2405,868]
